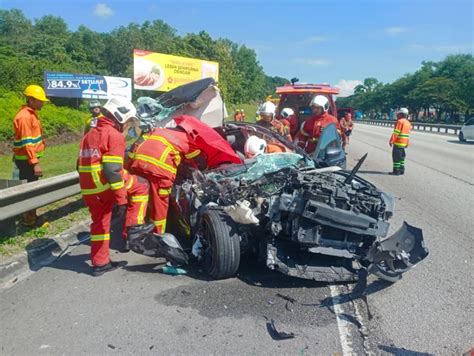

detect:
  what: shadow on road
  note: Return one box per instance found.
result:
[446,140,474,145]
[358,170,390,175]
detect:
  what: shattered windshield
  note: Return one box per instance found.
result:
[206,152,314,182]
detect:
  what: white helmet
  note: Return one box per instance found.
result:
[398,107,409,116]
[281,108,294,118]
[244,136,267,158]
[258,101,276,117]
[103,97,138,124]
[310,95,329,112]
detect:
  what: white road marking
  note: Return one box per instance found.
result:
[329,284,355,355]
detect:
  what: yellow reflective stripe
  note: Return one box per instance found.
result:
[126,175,134,189]
[159,146,172,162]
[153,219,167,228]
[147,135,179,154]
[14,151,44,160]
[131,195,149,202]
[393,129,401,134]
[133,153,177,174]
[78,164,102,172]
[81,184,110,195]
[158,188,172,196]
[185,150,201,159]
[394,143,408,147]
[90,233,110,242]
[398,134,409,138]
[138,202,146,224]
[102,155,124,164]
[110,180,125,190]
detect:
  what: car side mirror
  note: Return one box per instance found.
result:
[325,147,342,160]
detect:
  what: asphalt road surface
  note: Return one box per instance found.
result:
[1,124,473,355]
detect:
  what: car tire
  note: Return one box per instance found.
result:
[459,131,466,142]
[371,261,403,283]
[200,210,240,279]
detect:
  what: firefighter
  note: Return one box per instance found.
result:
[78,97,150,276]
[280,107,298,141]
[244,135,289,158]
[389,108,411,175]
[12,84,49,226]
[295,95,346,154]
[240,109,246,122]
[257,101,291,139]
[126,123,208,235]
[233,110,243,122]
[84,101,103,133]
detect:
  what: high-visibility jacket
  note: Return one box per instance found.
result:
[127,128,203,187]
[84,113,105,133]
[77,116,127,205]
[257,118,290,138]
[296,112,345,153]
[12,106,46,164]
[390,118,411,147]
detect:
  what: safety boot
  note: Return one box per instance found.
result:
[389,169,401,176]
[400,167,405,175]
[92,260,127,277]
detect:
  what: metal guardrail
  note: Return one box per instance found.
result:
[357,119,462,135]
[0,172,80,221]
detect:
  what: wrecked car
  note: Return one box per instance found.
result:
[132,78,428,283]
[167,121,428,283]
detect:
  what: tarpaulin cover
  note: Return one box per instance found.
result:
[174,115,243,168]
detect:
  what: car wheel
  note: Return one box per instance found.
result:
[459,131,466,142]
[199,210,240,279]
[371,260,403,283]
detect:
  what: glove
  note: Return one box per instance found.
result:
[112,204,127,220]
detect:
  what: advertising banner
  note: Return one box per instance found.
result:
[133,49,219,92]
[44,72,132,100]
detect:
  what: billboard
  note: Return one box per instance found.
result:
[44,72,132,100]
[133,49,219,92]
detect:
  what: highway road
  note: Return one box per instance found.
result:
[1,124,473,355]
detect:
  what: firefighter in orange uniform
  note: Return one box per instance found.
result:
[126,123,208,235]
[78,97,150,276]
[389,108,411,175]
[257,101,291,140]
[295,95,346,154]
[12,84,49,226]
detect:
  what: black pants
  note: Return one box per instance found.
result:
[392,146,406,172]
[15,160,38,183]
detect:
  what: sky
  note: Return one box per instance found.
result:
[1,0,473,96]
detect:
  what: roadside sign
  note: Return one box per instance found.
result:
[133,49,219,92]
[44,71,132,100]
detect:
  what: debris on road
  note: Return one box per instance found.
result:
[266,319,296,340]
[276,293,297,304]
[107,344,116,349]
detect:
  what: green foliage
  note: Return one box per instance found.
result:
[336,54,474,121]
[0,9,287,108]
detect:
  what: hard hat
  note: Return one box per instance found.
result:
[240,109,245,112]
[281,108,294,118]
[103,97,137,124]
[89,101,101,109]
[310,95,329,112]
[244,136,267,158]
[23,85,49,102]
[398,107,409,116]
[258,101,276,116]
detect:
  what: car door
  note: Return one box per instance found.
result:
[312,123,347,168]
[464,118,474,139]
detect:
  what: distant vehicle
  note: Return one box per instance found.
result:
[275,83,339,133]
[459,118,474,142]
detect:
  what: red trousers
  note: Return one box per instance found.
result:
[83,174,149,266]
[137,174,173,234]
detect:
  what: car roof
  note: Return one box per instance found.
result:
[276,83,340,95]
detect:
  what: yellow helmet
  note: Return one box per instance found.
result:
[23,85,49,102]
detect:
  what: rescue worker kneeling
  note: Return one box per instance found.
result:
[78,97,151,277]
[244,135,289,158]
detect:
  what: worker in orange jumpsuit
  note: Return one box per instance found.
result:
[126,124,207,234]
[295,95,346,154]
[389,108,411,175]
[78,97,150,276]
[12,84,49,226]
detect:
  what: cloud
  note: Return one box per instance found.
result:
[93,3,114,17]
[295,35,329,46]
[384,27,409,35]
[292,58,330,66]
[335,79,363,97]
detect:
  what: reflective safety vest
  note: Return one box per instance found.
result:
[127,128,202,187]
[12,106,46,164]
[390,118,411,147]
[297,112,344,153]
[77,117,127,204]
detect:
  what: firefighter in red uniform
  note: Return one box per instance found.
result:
[389,107,411,175]
[295,95,346,154]
[280,107,298,140]
[78,97,150,276]
[257,101,291,140]
[126,123,208,235]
